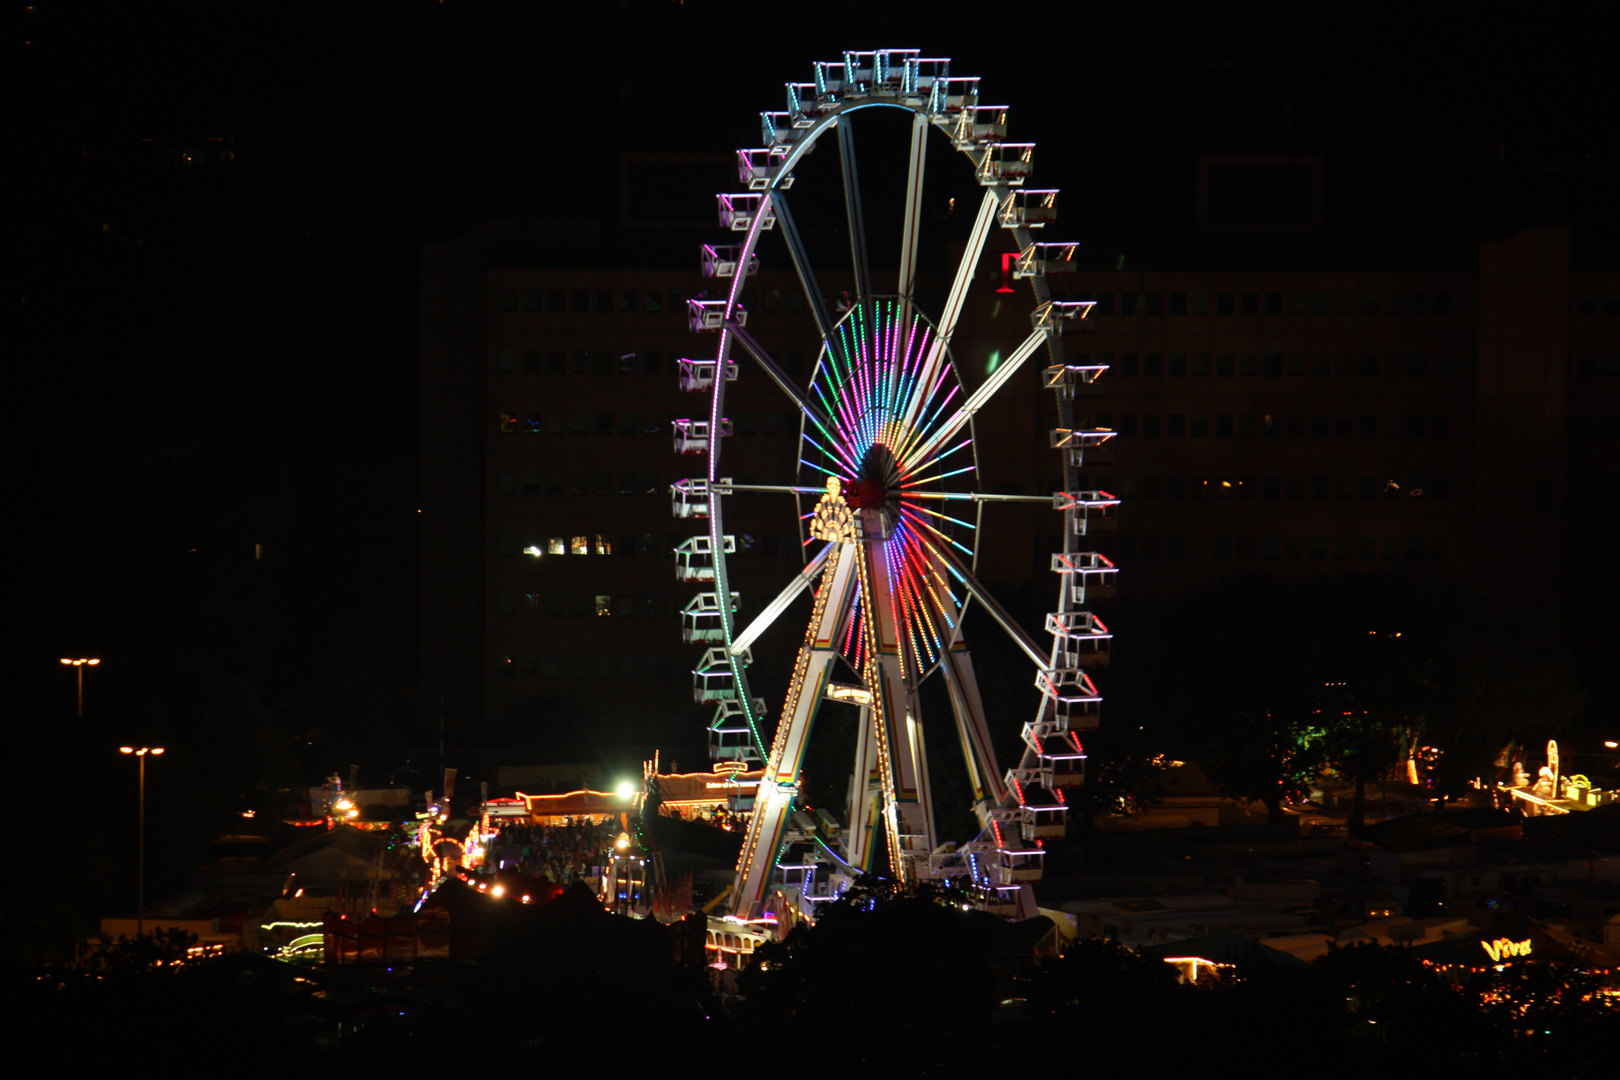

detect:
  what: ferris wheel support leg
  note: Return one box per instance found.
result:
[730,544,860,918]
[867,656,935,883]
[845,707,884,873]
[732,784,795,920]
[940,639,1008,814]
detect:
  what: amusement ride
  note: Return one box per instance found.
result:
[670,49,1119,925]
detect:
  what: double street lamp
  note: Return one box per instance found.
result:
[60,657,100,718]
[119,746,164,937]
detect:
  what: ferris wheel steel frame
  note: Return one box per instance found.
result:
[672,50,1119,921]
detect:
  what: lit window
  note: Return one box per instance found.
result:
[596,595,612,616]
[548,537,566,555]
[595,534,612,555]
[570,536,589,555]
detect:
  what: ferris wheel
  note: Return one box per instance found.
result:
[670,49,1120,921]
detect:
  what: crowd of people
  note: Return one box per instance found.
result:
[484,818,623,884]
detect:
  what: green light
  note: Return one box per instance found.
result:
[986,350,1002,375]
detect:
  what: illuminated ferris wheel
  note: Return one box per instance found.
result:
[670,49,1120,921]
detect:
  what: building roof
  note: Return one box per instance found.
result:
[1354,808,1520,851]
[260,824,391,872]
[1137,930,1311,969]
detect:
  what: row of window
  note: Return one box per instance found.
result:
[498,652,690,679]
[496,532,784,558]
[496,349,814,377]
[1571,294,1620,317]
[1090,352,1455,379]
[1066,534,1451,563]
[1570,415,1620,438]
[500,289,684,316]
[497,287,819,318]
[1078,290,1453,318]
[1571,357,1620,377]
[499,593,684,618]
[1125,475,1451,501]
[1099,412,1452,439]
[497,472,787,497]
[499,410,787,436]
[499,287,1619,321]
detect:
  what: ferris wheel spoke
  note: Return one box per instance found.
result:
[771,192,836,343]
[936,188,1000,345]
[930,541,1048,670]
[728,541,834,656]
[836,117,872,305]
[724,318,837,435]
[890,187,999,442]
[897,112,929,313]
[904,326,1046,477]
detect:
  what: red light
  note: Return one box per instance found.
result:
[996,252,1017,293]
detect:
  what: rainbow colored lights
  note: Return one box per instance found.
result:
[799,299,975,682]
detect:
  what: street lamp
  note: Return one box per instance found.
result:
[119,746,164,937]
[60,657,101,719]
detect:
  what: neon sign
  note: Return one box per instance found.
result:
[1481,937,1531,962]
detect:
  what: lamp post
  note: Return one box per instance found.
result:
[119,746,164,937]
[60,657,100,719]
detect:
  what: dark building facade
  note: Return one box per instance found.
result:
[422,222,1618,751]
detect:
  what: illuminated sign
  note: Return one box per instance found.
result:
[1481,937,1531,962]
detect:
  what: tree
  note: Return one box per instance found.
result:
[1418,589,1586,802]
[1199,707,1327,824]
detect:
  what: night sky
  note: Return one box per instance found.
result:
[18,2,1614,773]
